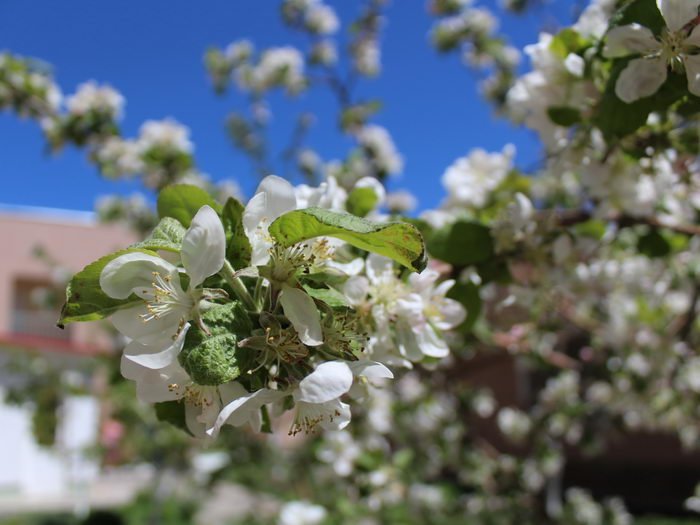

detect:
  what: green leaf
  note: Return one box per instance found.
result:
[303,285,350,308]
[574,219,608,240]
[427,221,494,266]
[476,258,511,284]
[154,401,192,436]
[221,197,252,269]
[637,229,671,258]
[58,248,158,326]
[549,29,586,58]
[157,184,221,227]
[609,0,665,36]
[179,302,253,386]
[346,187,379,218]
[132,217,186,253]
[269,207,427,273]
[547,106,582,127]
[447,281,482,332]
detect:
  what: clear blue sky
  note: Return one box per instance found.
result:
[0,0,575,213]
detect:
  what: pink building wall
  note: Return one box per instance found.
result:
[0,208,137,350]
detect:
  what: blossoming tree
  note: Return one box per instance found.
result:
[2,0,700,523]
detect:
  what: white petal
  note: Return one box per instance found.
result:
[564,53,585,77]
[181,205,226,287]
[325,258,365,276]
[348,360,394,379]
[415,325,450,358]
[111,304,186,345]
[603,24,659,58]
[366,253,394,283]
[408,269,439,294]
[657,0,699,32]
[185,403,208,439]
[207,386,282,437]
[121,358,189,403]
[684,54,700,96]
[434,279,456,298]
[615,57,667,103]
[435,298,467,330]
[396,320,425,361]
[243,175,296,236]
[279,286,323,346]
[123,323,189,369]
[318,399,351,431]
[242,177,297,267]
[343,276,370,306]
[296,361,353,404]
[100,252,179,299]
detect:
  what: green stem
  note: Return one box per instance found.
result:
[220,261,257,312]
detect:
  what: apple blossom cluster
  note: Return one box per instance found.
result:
[0,52,61,118]
[429,0,521,104]
[94,118,199,189]
[206,41,307,96]
[60,174,468,440]
[355,124,404,178]
[280,0,340,36]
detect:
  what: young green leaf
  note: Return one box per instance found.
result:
[346,187,379,218]
[427,220,494,266]
[268,207,427,273]
[157,184,222,227]
[547,106,582,127]
[131,217,186,253]
[303,284,351,308]
[179,301,253,385]
[58,248,158,326]
[221,197,252,269]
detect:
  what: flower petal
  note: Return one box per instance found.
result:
[123,323,190,369]
[319,399,351,431]
[181,205,226,287]
[243,176,297,266]
[111,304,186,345]
[603,24,659,58]
[279,285,323,346]
[185,403,208,439]
[615,57,667,103]
[366,253,394,283]
[207,386,282,437]
[296,361,353,404]
[435,297,467,330]
[100,252,179,300]
[343,276,370,306]
[120,357,189,403]
[684,54,700,96]
[657,0,699,32]
[396,320,426,361]
[415,325,450,358]
[348,360,394,379]
[243,175,296,234]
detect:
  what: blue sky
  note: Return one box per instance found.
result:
[0,0,575,214]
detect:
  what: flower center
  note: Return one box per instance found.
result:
[660,30,687,69]
[269,241,331,283]
[140,271,193,323]
[289,401,341,436]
